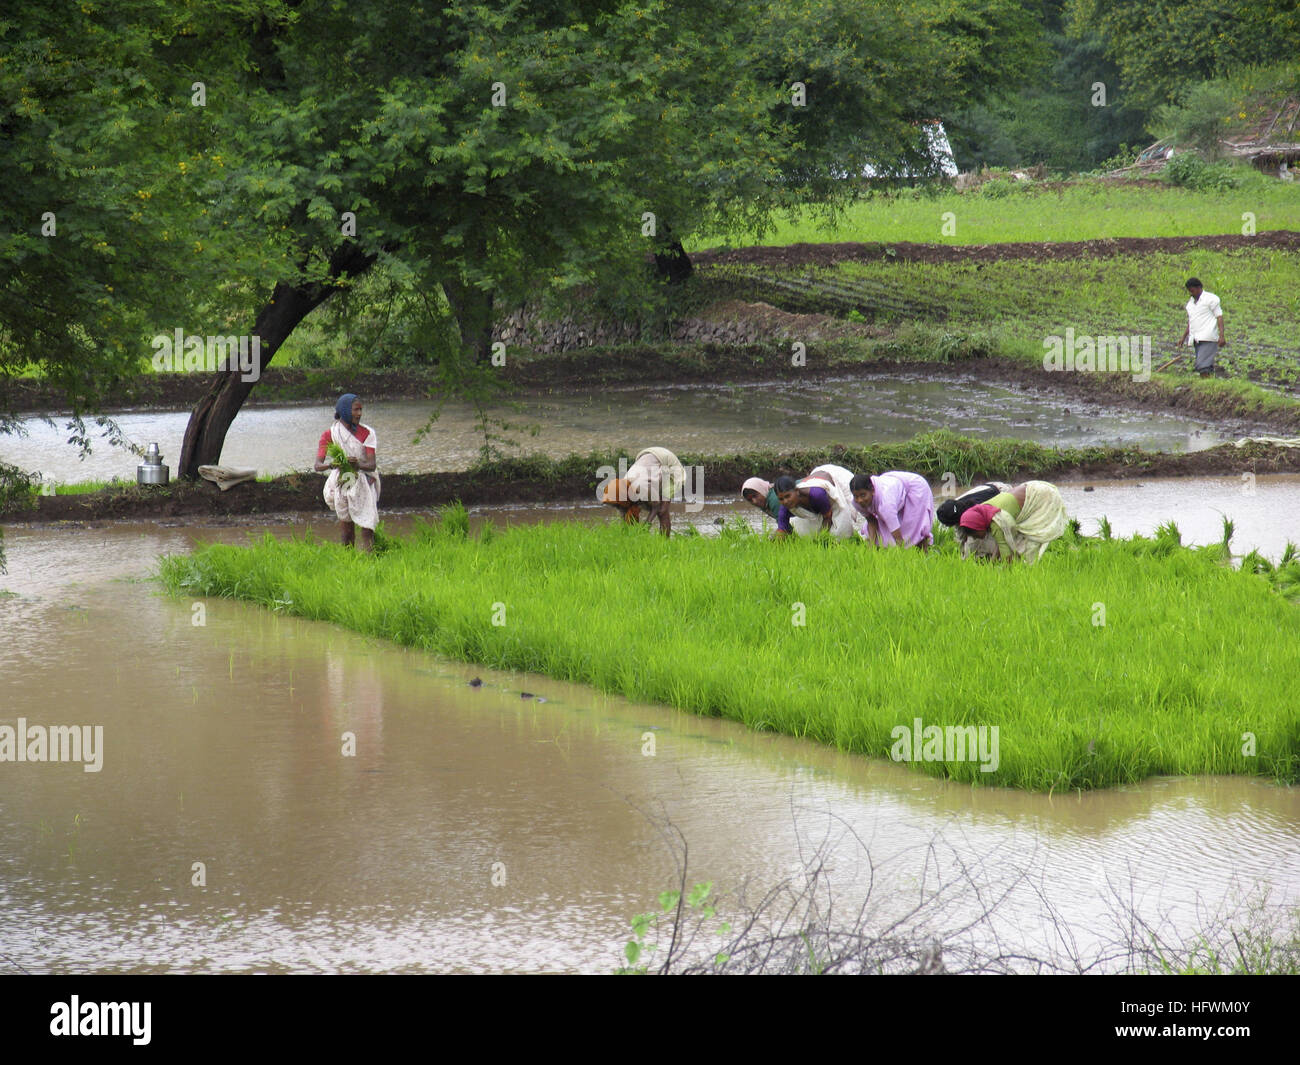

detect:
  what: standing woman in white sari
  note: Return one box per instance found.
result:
[314,393,381,552]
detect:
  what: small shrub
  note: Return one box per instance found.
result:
[1162,153,1241,192]
[0,461,37,515]
[979,178,1020,199]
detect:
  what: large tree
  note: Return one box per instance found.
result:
[0,0,296,448]
[177,0,1045,475]
[947,1,1150,170]
[1,1,1046,478]
[1,3,206,432]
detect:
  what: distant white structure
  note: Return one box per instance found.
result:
[859,120,958,179]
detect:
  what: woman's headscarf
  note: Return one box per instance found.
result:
[335,393,359,429]
[958,503,1000,535]
[742,477,781,519]
[937,484,1001,527]
[602,478,641,522]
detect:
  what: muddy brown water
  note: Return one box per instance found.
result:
[2,517,1298,973]
[5,374,1248,485]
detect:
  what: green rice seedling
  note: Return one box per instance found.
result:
[439,501,470,538]
[1240,550,1272,575]
[158,518,1300,792]
[371,521,399,554]
[324,441,357,487]
[1097,516,1113,541]
[1154,521,1181,546]
[52,479,117,495]
[718,514,754,542]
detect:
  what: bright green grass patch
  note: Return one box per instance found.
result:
[690,180,1300,249]
[50,478,118,495]
[829,249,1300,350]
[158,517,1300,791]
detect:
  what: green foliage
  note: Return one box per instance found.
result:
[0,463,37,562]
[158,517,1300,791]
[978,178,1021,199]
[1088,143,1141,173]
[0,1,292,429]
[277,264,464,370]
[1150,81,1238,158]
[619,881,725,974]
[948,22,1151,173]
[1161,154,1242,192]
[1066,0,1300,111]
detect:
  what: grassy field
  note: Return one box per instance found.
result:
[704,244,1300,384]
[158,512,1300,791]
[692,179,1300,249]
[833,250,1299,345]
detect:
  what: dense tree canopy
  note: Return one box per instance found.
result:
[1066,0,1300,111]
[3,0,1048,474]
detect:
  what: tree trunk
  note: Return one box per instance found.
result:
[441,275,496,365]
[654,237,693,284]
[441,226,496,366]
[178,242,375,479]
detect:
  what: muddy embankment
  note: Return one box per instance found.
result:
[10,436,1300,525]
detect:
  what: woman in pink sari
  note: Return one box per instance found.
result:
[850,471,936,549]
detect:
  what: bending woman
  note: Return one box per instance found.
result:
[850,471,936,548]
[601,446,685,535]
[935,482,1012,527]
[956,481,1067,563]
[773,464,857,539]
[315,393,380,552]
[741,477,782,523]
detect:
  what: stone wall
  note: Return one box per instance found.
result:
[492,305,767,353]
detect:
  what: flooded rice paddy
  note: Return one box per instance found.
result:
[2,507,1298,973]
[4,369,1297,973]
[5,373,1246,485]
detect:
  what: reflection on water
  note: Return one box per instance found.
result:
[1056,476,1300,560]
[0,518,1297,973]
[4,374,1244,483]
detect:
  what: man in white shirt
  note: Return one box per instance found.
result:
[1177,277,1226,377]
